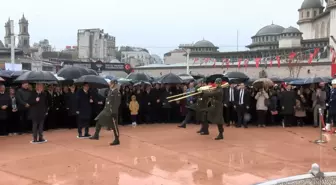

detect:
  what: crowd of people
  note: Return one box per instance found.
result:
[0,77,335,142]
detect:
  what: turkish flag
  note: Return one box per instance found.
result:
[269,59,273,67]
[308,53,314,64]
[255,58,261,68]
[276,56,281,68]
[212,58,217,67]
[237,58,242,68]
[289,52,296,60]
[244,59,249,69]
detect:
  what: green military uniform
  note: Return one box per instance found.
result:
[201,78,225,140]
[90,87,121,145]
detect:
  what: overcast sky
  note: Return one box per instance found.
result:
[0,0,304,57]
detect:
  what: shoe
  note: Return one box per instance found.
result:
[244,125,248,128]
[258,125,261,127]
[214,133,224,140]
[262,125,266,127]
[178,124,186,128]
[110,139,120,146]
[89,135,99,140]
[200,131,209,135]
[38,138,46,142]
[84,134,91,137]
[196,130,201,133]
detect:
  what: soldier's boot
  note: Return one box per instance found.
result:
[90,125,101,140]
[200,131,209,135]
[178,122,186,128]
[110,127,120,146]
[215,124,224,140]
[214,132,224,140]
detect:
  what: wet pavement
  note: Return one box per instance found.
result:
[0,124,336,185]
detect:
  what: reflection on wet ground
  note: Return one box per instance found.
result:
[0,124,335,185]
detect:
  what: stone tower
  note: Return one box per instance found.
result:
[326,0,336,49]
[18,14,30,50]
[4,18,12,48]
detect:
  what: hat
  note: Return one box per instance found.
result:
[332,79,336,85]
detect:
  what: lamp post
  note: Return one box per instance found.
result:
[186,48,191,74]
[10,20,15,65]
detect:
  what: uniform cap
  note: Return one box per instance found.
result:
[332,79,336,85]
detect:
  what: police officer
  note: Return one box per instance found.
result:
[202,78,225,140]
[90,78,122,146]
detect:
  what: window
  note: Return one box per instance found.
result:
[314,11,317,17]
[307,11,310,18]
[24,39,28,45]
[301,12,304,18]
[23,26,27,33]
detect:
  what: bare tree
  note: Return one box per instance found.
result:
[284,54,304,78]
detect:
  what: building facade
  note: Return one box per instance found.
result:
[144,0,336,78]
[77,29,116,62]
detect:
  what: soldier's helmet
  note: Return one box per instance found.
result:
[215,78,222,85]
[110,77,118,84]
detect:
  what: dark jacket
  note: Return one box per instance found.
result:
[65,91,78,116]
[77,89,92,120]
[16,88,31,111]
[28,91,48,121]
[203,87,225,125]
[0,92,11,120]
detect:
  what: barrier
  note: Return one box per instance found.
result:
[313,108,327,144]
[256,164,336,185]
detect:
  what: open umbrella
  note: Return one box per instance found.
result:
[126,72,152,82]
[0,70,28,78]
[134,81,151,86]
[269,77,283,83]
[289,77,326,85]
[223,72,249,80]
[205,74,229,83]
[160,73,183,84]
[0,77,5,82]
[87,69,98,76]
[117,78,132,85]
[15,71,58,83]
[283,77,302,82]
[74,75,109,88]
[57,66,89,80]
[252,78,274,88]
[178,74,194,83]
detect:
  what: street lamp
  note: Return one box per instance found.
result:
[185,48,191,74]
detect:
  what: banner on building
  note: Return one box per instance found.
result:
[5,63,22,71]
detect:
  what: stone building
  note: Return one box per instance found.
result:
[141,0,336,78]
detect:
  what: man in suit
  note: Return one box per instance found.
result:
[28,83,48,143]
[234,83,250,128]
[90,78,122,146]
[224,83,237,127]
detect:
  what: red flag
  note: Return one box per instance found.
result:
[221,58,226,67]
[193,58,199,64]
[269,59,273,67]
[313,48,320,57]
[276,56,281,67]
[204,58,209,63]
[332,48,336,63]
[244,59,249,69]
[237,58,242,68]
[226,59,231,69]
[289,52,296,60]
[212,58,217,67]
[308,53,314,64]
[255,58,261,68]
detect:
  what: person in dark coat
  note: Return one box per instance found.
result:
[328,79,336,126]
[151,83,162,123]
[64,85,78,129]
[8,87,19,134]
[178,82,196,128]
[90,79,122,146]
[76,83,93,138]
[234,83,251,128]
[28,83,48,143]
[202,78,225,140]
[54,86,65,128]
[161,84,172,123]
[143,85,153,123]
[279,84,296,127]
[0,84,11,136]
[15,82,32,134]
[45,85,56,130]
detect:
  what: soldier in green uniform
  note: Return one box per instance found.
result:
[90,78,122,146]
[201,78,225,140]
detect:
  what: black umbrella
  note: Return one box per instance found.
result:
[206,74,229,84]
[0,70,28,78]
[134,81,151,86]
[57,66,89,80]
[178,74,194,83]
[283,77,302,82]
[126,72,152,82]
[269,77,283,83]
[15,71,58,82]
[87,69,98,76]
[98,88,109,97]
[74,75,109,88]
[160,73,183,84]
[223,72,249,80]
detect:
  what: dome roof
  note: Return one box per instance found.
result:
[282,26,301,34]
[255,24,285,36]
[300,0,323,9]
[194,39,215,47]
